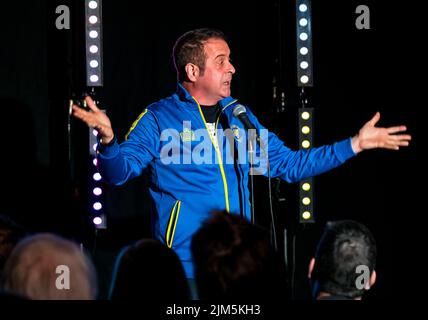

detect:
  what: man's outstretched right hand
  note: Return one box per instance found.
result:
[72,96,115,145]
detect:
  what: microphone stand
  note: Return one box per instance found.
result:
[248,129,257,225]
[248,129,277,249]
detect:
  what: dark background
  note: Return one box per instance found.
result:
[0,0,421,300]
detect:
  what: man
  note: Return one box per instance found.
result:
[308,220,377,300]
[72,28,410,279]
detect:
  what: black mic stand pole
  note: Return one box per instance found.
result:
[248,129,256,225]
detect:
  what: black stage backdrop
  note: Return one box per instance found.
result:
[0,0,421,300]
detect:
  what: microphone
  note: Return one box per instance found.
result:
[233,104,261,144]
[232,104,268,153]
[232,104,256,131]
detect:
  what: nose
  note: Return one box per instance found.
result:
[228,61,236,74]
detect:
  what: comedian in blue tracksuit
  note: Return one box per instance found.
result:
[72,28,411,278]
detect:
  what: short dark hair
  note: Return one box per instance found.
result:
[172,28,226,82]
[312,220,377,299]
[191,211,287,300]
[108,239,190,301]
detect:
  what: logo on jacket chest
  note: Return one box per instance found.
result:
[180,128,196,142]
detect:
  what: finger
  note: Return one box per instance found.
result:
[368,112,381,126]
[85,96,100,112]
[385,138,411,148]
[383,144,400,150]
[398,141,410,147]
[385,135,411,145]
[389,134,412,141]
[72,104,86,113]
[72,105,87,119]
[72,105,96,126]
[386,126,407,134]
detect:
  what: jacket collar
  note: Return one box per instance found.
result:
[175,82,236,109]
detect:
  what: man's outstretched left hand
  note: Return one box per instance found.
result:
[351,112,412,153]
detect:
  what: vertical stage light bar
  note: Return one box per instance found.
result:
[85,0,106,229]
[297,0,315,223]
[298,108,315,223]
[296,0,313,87]
[85,0,103,87]
[89,127,107,229]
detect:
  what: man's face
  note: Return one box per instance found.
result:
[196,38,236,104]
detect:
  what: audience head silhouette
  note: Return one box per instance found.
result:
[108,239,189,300]
[0,233,97,300]
[309,220,377,300]
[191,211,287,300]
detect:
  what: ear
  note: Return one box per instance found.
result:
[366,270,377,290]
[184,63,200,82]
[308,257,315,279]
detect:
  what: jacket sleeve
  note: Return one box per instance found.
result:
[246,108,356,183]
[96,109,160,185]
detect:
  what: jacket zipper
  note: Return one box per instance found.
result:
[193,97,237,213]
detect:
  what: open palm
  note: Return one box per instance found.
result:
[72,96,114,144]
[354,112,411,152]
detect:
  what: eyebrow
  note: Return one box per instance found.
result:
[214,54,228,60]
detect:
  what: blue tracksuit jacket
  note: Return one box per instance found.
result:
[97,83,356,278]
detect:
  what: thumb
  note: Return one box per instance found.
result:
[85,96,100,112]
[368,112,380,126]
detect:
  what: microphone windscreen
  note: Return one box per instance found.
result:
[232,104,247,118]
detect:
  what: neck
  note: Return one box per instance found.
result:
[182,82,219,106]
